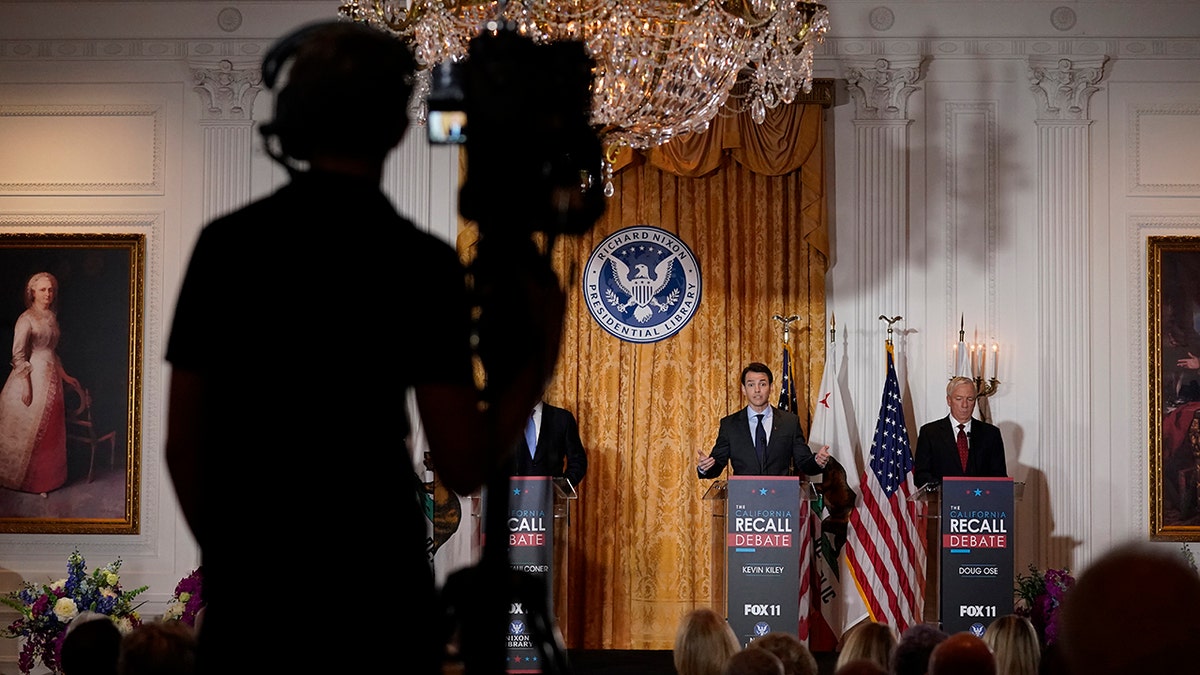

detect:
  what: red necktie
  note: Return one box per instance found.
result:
[957,424,969,473]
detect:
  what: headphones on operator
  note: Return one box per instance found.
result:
[258,20,416,170]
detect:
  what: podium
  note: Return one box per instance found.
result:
[911,477,1020,635]
[704,475,816,646]
[505,476,577,672]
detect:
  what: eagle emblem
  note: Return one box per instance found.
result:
[583,225,702,344]
[606,255,679,323]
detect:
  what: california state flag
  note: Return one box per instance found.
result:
[406,390,482,588]
[807,330,870,648]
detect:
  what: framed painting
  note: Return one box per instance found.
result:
[1147,235,1200,540]
[0,233,142,534]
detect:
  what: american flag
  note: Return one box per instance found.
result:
[844,343,925,632]
[779,341,799,413]
[780,340,813,641]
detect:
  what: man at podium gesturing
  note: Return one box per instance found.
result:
[697,362,831,478]
[914,376,1008,487]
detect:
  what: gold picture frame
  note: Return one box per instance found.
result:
[0,232,142,534]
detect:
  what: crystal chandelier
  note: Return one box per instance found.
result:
[338,0,830,154]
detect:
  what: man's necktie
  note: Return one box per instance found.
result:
[755,413,767,466]
[957,423,969,472]
[525,413,538,458]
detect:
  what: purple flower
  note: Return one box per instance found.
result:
[165,567,204,627]
[2,550,147,674]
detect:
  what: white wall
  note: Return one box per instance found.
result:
[821,1,1200,572]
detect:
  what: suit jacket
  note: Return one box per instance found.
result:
[698,406,821,478]
[913,416,1007,487]
[513,402,588,487]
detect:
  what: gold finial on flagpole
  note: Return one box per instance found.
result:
[959,313,965,343]
[773,313,800,346]
[878,315,902,345]
[829,313,836,343]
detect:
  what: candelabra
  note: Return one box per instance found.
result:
[955,316,1000,400]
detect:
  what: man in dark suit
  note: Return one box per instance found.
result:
[697,362,831,478]
[914,376,1007,487]
[514,400,588,487]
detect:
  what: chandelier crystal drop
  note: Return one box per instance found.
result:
[338,0,830,153]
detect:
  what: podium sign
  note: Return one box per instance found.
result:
[507,476,554,672]
[939,477,1014,636]
[725,475,801,646]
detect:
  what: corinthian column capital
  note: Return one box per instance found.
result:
[190,59,263,121]
[1027,56,1109,121]
[844,57,925,121]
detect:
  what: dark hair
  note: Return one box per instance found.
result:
[752,632,818,675]
[60,618,121,675]
[741,362,773,385]
[891,623,949,675]
[259,21,416,167]
[118,621,196,675]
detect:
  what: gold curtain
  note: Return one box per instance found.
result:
[540,102,829,649]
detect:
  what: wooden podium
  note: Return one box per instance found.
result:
[704,475,815,645]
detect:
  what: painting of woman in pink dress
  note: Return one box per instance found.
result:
[0,272,81,495]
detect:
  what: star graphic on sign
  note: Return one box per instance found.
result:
[513,488,522,496]
[759,488,769,495]
[974,489,983,496]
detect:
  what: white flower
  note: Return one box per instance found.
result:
[49,579,67,592]
[101,588,117,599]
[103,570,119,586]
[163,601,184,621]
[53,597,78,623]
[113,616,134,634]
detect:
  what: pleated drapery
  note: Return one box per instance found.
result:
[458,101,828,649]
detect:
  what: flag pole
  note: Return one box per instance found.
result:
[773,313,801,346]
[878,315,903,346]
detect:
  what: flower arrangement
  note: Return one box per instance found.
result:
[162,566,204,627]
[0,550,147,674]
[1014,563,1075,646]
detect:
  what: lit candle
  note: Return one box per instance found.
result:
[980,342,987,379]
[969,344,978,378]
[992,343,999,379]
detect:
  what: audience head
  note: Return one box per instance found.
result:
[722,646,784,675]
[891,623,949,675]
[1059,542,1200,675]
[751,632,818,675]
[982,614,1040,675]
[834,658,889,675]
[835,620,897,674]
[1037,642,1069,675]
[118,620,197,675]
[673,607,742,675]
[928,632,995,675]
[60,613,121,675]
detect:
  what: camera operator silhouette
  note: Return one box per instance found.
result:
[165,21,574,675]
